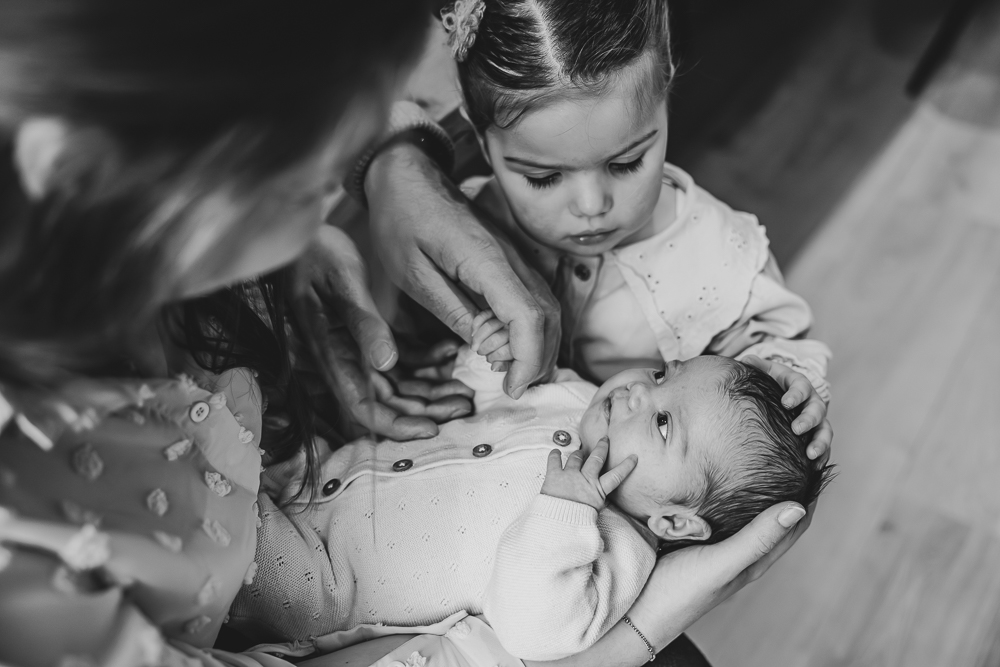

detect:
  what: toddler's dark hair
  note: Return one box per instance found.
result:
[666,359,834,552]
[453,0,675,133]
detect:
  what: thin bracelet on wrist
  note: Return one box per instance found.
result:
[622,615,657,663]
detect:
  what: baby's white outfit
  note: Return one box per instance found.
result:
[234,350,655,661]
[463,163,831,399]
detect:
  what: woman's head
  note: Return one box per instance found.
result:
[446,0,676,256]
[0,0,433,385]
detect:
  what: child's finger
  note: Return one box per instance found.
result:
[470,316,505,354]
[545,448,564,475]
[564,448,586,471]
[581,436,609,479]
[470,309,496,332]
[476,329,510,357]
[486,343,514,363]
[598,455,637,498]
[806,418,833,464]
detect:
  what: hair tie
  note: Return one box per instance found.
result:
[441,0,486,62]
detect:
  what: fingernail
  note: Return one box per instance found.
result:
[418,428,438,438]
[783,398,793,408]
[370,341,396,370]
[509,383,525,399]
[777,506,806,528]
[491,362,501,372]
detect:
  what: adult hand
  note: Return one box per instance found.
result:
[290,225,473,440]
[627,502,810,652]
[743,355,833,464]
[365,140,560,399]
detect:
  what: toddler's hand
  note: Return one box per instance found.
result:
[540,437,637,511]
[470,309,514,372]
[743,355,833,466]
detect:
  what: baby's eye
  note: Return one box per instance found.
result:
[656,411,670,440]
[653,364,667,383]
[524,173,560,189]
[609,155,645,176]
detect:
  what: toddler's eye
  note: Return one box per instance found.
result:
[609,155,644,176]
[656,411,670,440]
[524,173,560,189]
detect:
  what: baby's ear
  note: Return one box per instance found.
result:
[648,507,712,542]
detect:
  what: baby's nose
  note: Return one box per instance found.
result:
[626,382,645,411]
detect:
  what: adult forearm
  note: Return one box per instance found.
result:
[522,622,652,667]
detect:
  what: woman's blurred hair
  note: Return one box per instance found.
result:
[0,0,432,386]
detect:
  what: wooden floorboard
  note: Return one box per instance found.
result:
[687,4,1000,664]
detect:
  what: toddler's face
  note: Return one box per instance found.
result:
[579,356,737,520]
[481,77,669,257]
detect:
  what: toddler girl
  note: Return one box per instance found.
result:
[446,0,831,398]
[229,348,831,660]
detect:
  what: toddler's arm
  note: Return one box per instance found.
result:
[484,441,653,661]
[706,253,832,402]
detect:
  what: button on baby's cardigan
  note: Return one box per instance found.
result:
[392,459,413,472]
[71,443,104,481]
[472,444,492,457]
[552,430,572,446]
[189,401,210,423]
[574,264,592,281]
[322,479,341,496]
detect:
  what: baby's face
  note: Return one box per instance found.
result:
[481,72,669,257]
[579,356,737,518]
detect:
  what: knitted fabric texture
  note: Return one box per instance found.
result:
[228,493,339,642]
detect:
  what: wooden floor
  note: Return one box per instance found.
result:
[687,3,1000,667]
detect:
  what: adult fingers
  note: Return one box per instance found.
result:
[370,373,472,421]
[598,455,637,498]
[487,223,561,382]
[327,356,440,440]
[351,398,440,440]
[444,241,546,399]
[405,254,482,344]
[304,227,400,372]
[792,391,827,435]
[393,378,476,401]
[806,419,833,464]
[705,502,806,585]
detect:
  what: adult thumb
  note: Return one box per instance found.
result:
[709,502,806,582]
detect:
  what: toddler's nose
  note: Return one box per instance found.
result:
[569,177,612,218]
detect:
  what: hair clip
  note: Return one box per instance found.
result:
[441,0,486,62]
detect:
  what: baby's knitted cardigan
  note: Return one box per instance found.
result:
[229,350,656,660]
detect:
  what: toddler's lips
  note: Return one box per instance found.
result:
[570,230,614,246]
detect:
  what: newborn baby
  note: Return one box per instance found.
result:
[231,349,831,660]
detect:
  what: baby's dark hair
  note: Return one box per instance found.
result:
[450,0,675,134]
[667,359,834,552]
